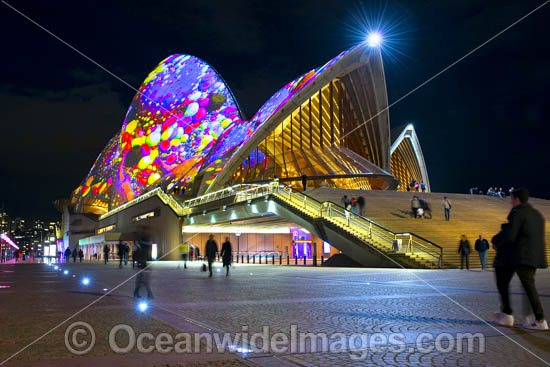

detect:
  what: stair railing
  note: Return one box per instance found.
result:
[182,181,443,267]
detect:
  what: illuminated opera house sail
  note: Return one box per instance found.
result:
[72,44,430,214]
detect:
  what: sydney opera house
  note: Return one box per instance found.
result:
[59,43,431,265]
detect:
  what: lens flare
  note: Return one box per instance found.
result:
[367,32,382,47]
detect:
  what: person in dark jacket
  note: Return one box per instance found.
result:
[64,247,71,263]
[78,249,84,263]
[474,234,490,270]
[458,235,471,270]
[133,231,153,299]
[419,198,432,219]
[117,242,125,268]
[492,188,548,330]
[72,247,78,263]
[220,237,232,277]
[205,235,218,277]
[103,245,110,264]
[357,196,365,217]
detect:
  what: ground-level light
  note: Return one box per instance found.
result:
[138,301,148,312]
[81,277,90,286]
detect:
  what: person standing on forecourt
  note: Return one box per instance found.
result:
[78,248,84,263]
[458,235,471,270]
[133,230,153,300]
[103,244,110,264]
[492,188,548,330]
[220,237,232,277]
[474,234,490,270]
[205,235,218,278]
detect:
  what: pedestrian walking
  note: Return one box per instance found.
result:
[420,198,432,219]
[220,237,232,277]
[492,188,548,329]
[133,230,153,299]
[474,234,490,270]
[64,247,71,263]
[420,182,426,192]
[411,196,421,218]
[123,243,129,266]
[357,196,365,217]
[442,196,452,221]
[131,243,139,268]
[351,197,358,214]
[117,242,125,268]
[78,249,84,263]
[342,195,351,224]
[458,235,471,270]
[103,244,110,264]
[205,235,218,277]
[178,242,189,269]
[301,174,307,191]
[72,247,78,263]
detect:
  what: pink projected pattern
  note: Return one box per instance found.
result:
[73,46,356,209]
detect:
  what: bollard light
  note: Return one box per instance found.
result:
[138,301,148,312]
[81,277,90,286]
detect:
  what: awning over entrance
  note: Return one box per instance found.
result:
[79,232,121,246]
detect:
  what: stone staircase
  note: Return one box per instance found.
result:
[306,188,550,269]
[272,192,441,269]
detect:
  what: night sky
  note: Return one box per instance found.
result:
[1,0,549,221]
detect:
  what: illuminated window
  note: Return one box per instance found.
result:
[132,209,160,223]
[97,224,116,234]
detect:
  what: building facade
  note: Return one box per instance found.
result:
[60,43,431,261]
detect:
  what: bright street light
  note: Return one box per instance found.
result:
[367,32,382,47]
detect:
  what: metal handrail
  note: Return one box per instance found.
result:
[182,181,443,267]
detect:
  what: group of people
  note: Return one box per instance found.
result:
[177,235,232,277]
[458,188,547,330]
[63,247,83,263]
[341,195,366,216]
[410,196,452,220]
[457,234,490,270]
[406,179,427,192]
[469,186,514,199]
[201,235,233,277]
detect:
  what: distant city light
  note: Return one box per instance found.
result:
[367,32,382,47]
[138,301,148,312]
[0,233,19,250]
[81,277,90,286]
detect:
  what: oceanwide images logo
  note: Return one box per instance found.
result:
[65,322,485,359]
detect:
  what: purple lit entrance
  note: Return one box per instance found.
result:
[291,228,312,259]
